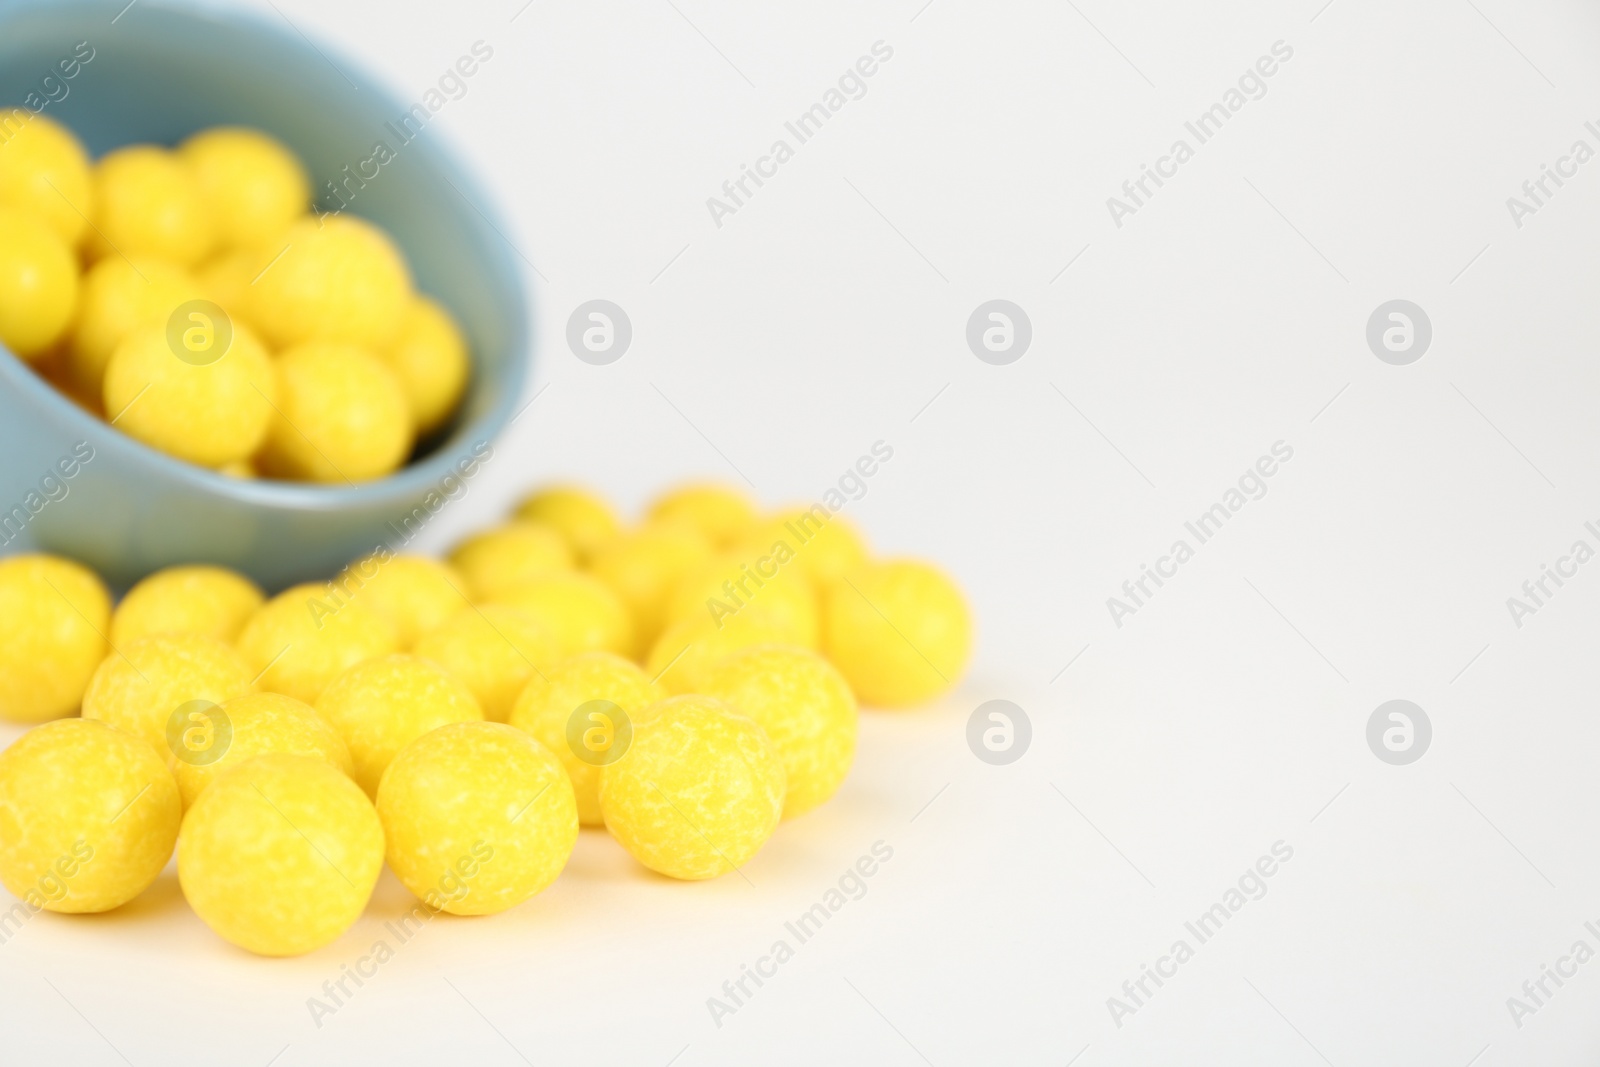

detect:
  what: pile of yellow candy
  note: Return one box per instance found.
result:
[0,483,971,956]
[0,111,467,480]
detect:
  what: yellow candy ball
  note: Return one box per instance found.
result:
[0,719,180,912]
[235,582,398,704]
[741,507,868,588]
[316,654,483,796]
[646,612,804,696]
[507,651,666,826]
[245,214,410,350]
[68,255,203,395]
[515,485,620,565]
[647,483,756,548]
[170,691,352,808]
[0,207,77,360]
[103,320,276,468]
[377,721,576,915]
[823,559,972,707]
[0,554,109,723]
[81,633,253,755]
[600,695,784,880]
[412,605,558,722]
[87,145,214,266]
[257,342,413,483]
[110,564,264,647]
[178,754,383,956]
[0,110,92,245]
[194,249,255,324]
[178,127,309,251]
[448,521,573,601]
[341,553,468,650]
[702,645,857,818]
[666,551,819,649]
[588,523,713,649]
[491,572,634,658]
[382,295,468,435]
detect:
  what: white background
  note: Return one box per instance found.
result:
[6,0,1600,1063]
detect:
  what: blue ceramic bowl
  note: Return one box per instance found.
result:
[0,0,529,591]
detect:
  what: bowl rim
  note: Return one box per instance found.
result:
[0,0,531,513]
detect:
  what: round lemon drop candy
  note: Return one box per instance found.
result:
[235,582,398,704]
[702,645,857,818]
[647,483,756,548]
[244,214,410,350]
[0,719,181,912]
[600,695,785,880]
[412,605,559,722]
[0,110,93,245]
[666,552,819,649]
[823,559,972,707]
[316,654,483,796]
[81,633,254,754]
[177,127,309,251]
[514,485,619,564]
[103,320,276,468]
[508,651,666,826]
[377,722,577,915]
[588,523,713,649]
[68,255,203,394]
[492,572,635,658]
[170,692,354,809]
[87,145,214,265]
[110,565,264,646]
[740,508,868,588]
[0,554,110,723]
[179,754,383,956]
[257,342,413,483]
[342,554,468,650]
[0,207,78,360]
[645,612,799,695]
[448,521,573,601]
[382,295,469,435]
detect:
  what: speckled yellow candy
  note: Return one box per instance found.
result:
[0,719,180,913]
[343,554,467,650]
[87,145,214,266]
[515,485,619,565]
[823,559,971,707]
[81,634,253,755]
[317,655,482,796]
[235,582,397,704]
[172,692,353,809]
[0,555,109,723]
[647,483,755,548]
[645,612,803,696]
[492,573,634,658]
[666,552,819,649]
[588,523,712,649]
[449,521,573,601]
[508,652,665,825]
[702,645,856,818]
[0,207,78,360]
[377,722,576,915]
[178,754,382,956]
[103,320,276,468]
[382,295,468,435]
[68,255,203,395]
[178,127,309,251]
[600,695,784,880]
[245,214,410,350]
[0,110,92,245]
[740,508,867,588]
[110,565,264,647]
[257,342,413,483]
[412,605,558,722]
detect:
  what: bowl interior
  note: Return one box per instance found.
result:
[0,0,527,485]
